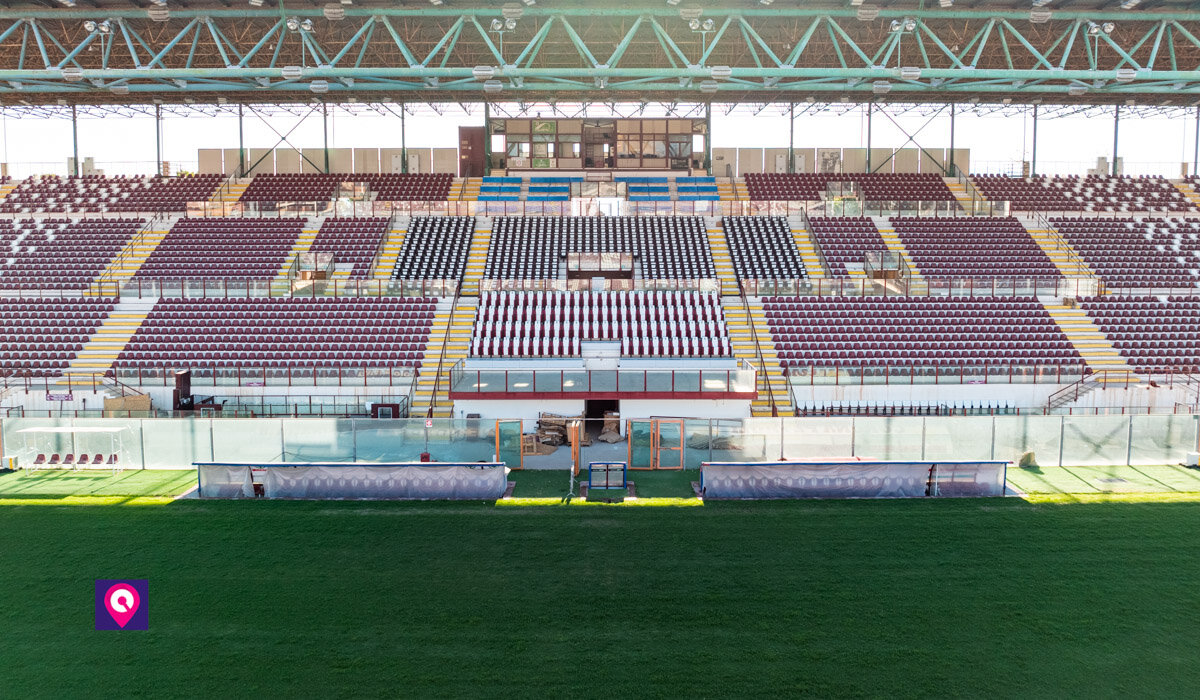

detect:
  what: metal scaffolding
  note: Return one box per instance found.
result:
[0,5,1198,105]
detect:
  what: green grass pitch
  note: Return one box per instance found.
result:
[3,470,1200,696]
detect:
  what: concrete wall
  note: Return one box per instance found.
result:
[198,149,223,175]
[869,148,892,173]
[711,148,737,178]
[380,148,404,173]
[222,148,242,175]
[920,148,946,174]
[432,148,457,174]
[892,148,919,173]
[300,149,324,174]
[842,148,866,172]
[764,148,790,174]
[247,148,275,176]
[328,148,353,172]
[453,399,584,421]
[737,148,764,174]
[354,148,380,173]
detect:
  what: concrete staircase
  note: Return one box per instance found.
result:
[944,176,979,213]
[1172,179,1200,210]
[721,296,793,417]
[1043,302,1132,373]
[408,297,476,418]
[371,217,408,280]
[0,180,17,203]
[872,216,923,281]
[451,177,481,202]
[460,217,492,296]
[1022,220,1093,277]
[56,299,155,391]
[788,216,827,279]
[273,226,320,281]
[211,178,249,205]
[87,218,175,295]
[706,218,740,296]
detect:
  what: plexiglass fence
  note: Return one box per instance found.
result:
[3,414,1195,471]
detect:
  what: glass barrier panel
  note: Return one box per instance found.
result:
[211,418,285,462]
[993,415,1063,467]
[852,416,924,460]
[141,418,216,467]
[1062,415,1130,467]
[1129,415,1197,466]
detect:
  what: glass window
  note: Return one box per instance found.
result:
[617,136,640,159]
[642,139,666,158]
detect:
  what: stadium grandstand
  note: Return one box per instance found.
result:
[5,2,1200,694]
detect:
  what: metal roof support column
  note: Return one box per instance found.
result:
[948,102,956,177]
[322,101,329,174]
[155,103,162,176]
[71,103,78,177]
[1194,105,1199,178]
[789,102,795,174]
[1112,104,1120,177]
[866,102,872,173]
[1030,104,1038,177]
[238,103,245,177]
[400,104,407,174]
[704,102,712,176]
[484,101,491,176]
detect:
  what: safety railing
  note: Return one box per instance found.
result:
[790,403,1200,417]
[93,211,169,287]
[112,365,417,388]
[1046,369,1141,411]
[1032,210,1093,278]
[0,371,146,396]
[103,277,457,299]
[448,359,757,399]
[477,278,720,293]
[787,364,1088,386]
[3,393,412,419]
[742,275,1103,298]
[736,280,777,415]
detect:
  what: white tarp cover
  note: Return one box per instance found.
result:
[260,463,507,500]
[197,465,254,498]
[701,461,1007,499]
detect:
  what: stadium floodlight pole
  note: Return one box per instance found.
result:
[1030,104,1038,177]
[1113,104,1120,177]
[400,103,407,174]
[70,103,79,177]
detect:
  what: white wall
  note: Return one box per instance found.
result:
[620,399,751,420]
[792,382,1192,413]
[453,399,585,421]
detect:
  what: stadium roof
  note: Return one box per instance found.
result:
[1,1,1200,105]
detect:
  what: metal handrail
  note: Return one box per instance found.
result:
[798,209,831,276]
[1046,369,1138,410]
[426,283,463,418]
[365,210,398,281]
[738,279,780,416]
[1033,209,1094,279]
[94,210,167,286]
